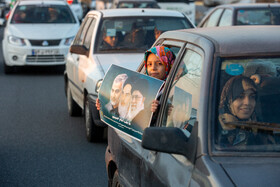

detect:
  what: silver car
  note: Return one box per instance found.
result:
[64,8,194,142]
[105,25,280,186]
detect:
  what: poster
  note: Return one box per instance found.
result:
[98,64,164,141]
[167,86,192,129]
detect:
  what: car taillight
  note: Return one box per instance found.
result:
[67,0,73,5]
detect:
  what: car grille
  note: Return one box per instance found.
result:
[29,40,61,46]
[26,55,65,63]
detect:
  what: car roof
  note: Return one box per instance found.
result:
[18,0,67,5]
[90,8,185,18]
[214,3,280,9]
[160,26,280,56]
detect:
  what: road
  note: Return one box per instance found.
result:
[0,28,108,186]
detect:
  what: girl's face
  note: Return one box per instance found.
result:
[231,89,256,120]
[146,53,166,80]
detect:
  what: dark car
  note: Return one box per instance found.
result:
[105,26,280,186]
[198,3,280,27]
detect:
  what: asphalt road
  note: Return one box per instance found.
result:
[0,27,108,186]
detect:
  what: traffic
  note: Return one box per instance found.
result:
[0,0,280,186]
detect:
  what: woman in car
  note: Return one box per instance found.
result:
[218,75,258,147]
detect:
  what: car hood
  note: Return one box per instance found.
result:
[7,24,79,39]
[95,53,144,75]
[220,158,280,186]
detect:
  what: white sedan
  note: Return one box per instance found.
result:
[64,8,194,142]
[2,0,80,73]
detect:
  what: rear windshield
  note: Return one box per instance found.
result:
[215,57,280,152]
[11,4,77,24]
[95,16,192,53]
[236,8,280,25]
[117,2,160,8]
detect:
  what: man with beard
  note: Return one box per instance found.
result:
[126,78,150,132]
[118,78,133,119]
[105,74,128,116]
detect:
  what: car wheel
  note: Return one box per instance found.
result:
[4,62,14,74]
[67,82,82,116]
[112,170,121,187]
[85,95,103,142]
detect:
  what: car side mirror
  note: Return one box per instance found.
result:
[142,127,189,156]
[70,45,89,56]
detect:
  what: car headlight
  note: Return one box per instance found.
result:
[8,36,26,46]
[64,36,74,46]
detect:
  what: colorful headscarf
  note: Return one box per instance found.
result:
[144,46,175,80]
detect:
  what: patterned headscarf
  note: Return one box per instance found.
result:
[144,46,175,80]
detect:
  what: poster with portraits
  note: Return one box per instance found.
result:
[98,64,164,141]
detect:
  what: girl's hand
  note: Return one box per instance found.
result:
[151,100,159,113]
[96,98,101,111]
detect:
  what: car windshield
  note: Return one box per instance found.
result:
[215,57,280,152]
[118,2,160,8]
[95,16,192,53]
[11,4,77,24]
[236,8,280,25]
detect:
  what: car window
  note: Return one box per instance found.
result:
[161,49,203,137]
[202,8,223,27]
[11,4,76,24]
[84,18,97,49]
[218,9,232,26]
[73,17,92,46]
[236,8,280,25]
[95,16,192,53]
[118,2,159,8]
[215,57,280,152]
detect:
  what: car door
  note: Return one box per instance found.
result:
[70,15,97,107]
[140,43,204,186]
[114,40,184,187]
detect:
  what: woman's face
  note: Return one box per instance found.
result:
[231,89,256,120]
[146,53,166,80]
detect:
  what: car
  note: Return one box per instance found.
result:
[105,26,280,187]
[110,0,160,9]
[198,3,280,27]
[64,8,194,142]
[67,0,84,21]
[1,0,80,74]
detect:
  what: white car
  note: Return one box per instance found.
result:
[64,8,194,142]
[2,0,80,74]
[68,0,83,21]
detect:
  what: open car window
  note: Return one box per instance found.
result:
[215,57,280,152]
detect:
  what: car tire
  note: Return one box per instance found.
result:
[85,95,103,142]
[112,169,121,187]
[67,82,82,116]
[4,62,14,74]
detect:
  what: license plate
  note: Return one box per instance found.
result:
[32,49,59,55]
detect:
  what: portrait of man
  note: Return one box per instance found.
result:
[105,73,128,116]
[126,78,149,132]
[118,78,133,119]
